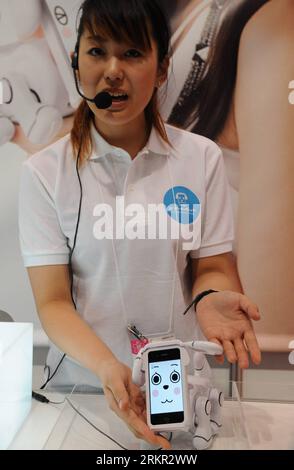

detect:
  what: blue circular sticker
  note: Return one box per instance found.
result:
[164,186,200,224]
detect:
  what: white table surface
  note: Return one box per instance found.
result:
[9,392,294,450]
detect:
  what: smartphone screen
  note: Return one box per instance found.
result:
[148,348,184,425]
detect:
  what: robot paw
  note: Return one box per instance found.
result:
[192,433,214,450]
[209,389,223,435]
[192,397,213,450]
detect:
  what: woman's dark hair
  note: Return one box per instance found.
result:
[71,0,171,164]
[158,0,179,20]
[168,0,269,140]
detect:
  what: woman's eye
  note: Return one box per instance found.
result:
[125,49,142,58]
[88,48,104,57]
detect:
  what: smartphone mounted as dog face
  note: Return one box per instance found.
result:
[132,338,224,450]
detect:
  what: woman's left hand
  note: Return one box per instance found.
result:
[195,291,261,368]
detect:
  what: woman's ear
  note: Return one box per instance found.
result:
[157,56,170,87]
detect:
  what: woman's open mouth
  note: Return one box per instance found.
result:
[106,92,129,111]
[109,92,129,102]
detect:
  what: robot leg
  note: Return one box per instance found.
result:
[209,387,224,435]
[192,396,213,450]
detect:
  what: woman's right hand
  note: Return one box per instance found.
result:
[99,358,171,449]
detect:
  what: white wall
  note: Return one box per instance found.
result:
[0,2,48,345]
[0,143,45,341]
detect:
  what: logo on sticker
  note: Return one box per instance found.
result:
[164,186,200,224]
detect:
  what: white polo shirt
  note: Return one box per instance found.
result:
[19,123,233,389]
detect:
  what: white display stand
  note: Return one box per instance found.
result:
[0,322,33,450]
[43,382,249,450]
[9,379,294,450]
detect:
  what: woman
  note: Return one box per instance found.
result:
[19,0,260,447]
[163,0,294,352]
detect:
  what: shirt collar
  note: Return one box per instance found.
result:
[90,124,170,160]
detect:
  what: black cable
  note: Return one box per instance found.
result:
[65,397,128,450]
[40,144,83,389]
[32,391,65,405]
[40,354,66,390]
[68,143,83,310]
[32,391,50,403]
[32,391,128,450]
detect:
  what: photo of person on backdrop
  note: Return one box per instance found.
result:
[19,0,261,448]
[159,0,228,123]
[160,0,294,352]
[0,0,78,153]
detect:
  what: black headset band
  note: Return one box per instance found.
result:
[72,41,79,70]
[72,28,81,70]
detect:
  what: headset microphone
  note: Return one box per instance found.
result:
[74,78,113,110]
[71,45,113,110]
[93,91,113,109]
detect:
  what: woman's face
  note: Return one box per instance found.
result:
[77,29,167,133]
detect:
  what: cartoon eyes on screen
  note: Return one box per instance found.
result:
[151,369,180,386]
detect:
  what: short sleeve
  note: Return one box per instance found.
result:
[190,143,234,259]
[19,161,70,267]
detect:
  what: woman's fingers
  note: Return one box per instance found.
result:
[105,386,171,449]
[222,340,237,363]
[239,295,260,321]
[126,423,171,449]
[213,328,260,368]
[123,407,171,448]
[105,388,145,436]
[244,330,261,365]
[108,380,130,411]
[126,376,146,415]
[233,338,249,369]
[210,338,224,364]
[104,388,123,413]
[128,380,145,404]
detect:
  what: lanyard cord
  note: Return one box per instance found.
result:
[93,146,180,339]
[165,155,180,338]
[94,158,129,334]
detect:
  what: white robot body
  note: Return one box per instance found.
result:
[132,339,224,450]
